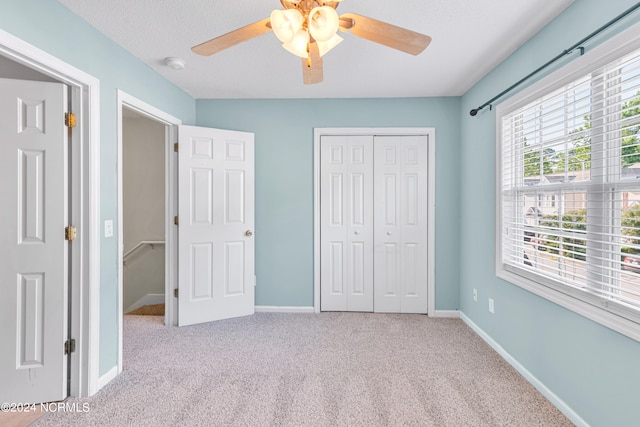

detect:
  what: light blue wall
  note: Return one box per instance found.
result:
[196,98,461,310]
[460,1,640,426]
[0,0,196,376]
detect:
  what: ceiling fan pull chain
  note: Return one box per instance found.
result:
[307,42,312,67]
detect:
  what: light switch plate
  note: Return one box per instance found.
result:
[104,220,113,238]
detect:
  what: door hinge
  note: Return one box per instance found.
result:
[64,339,76,355]
[174,216,179,226]
[65,226,77,241]
[174,288,179,298]
[174,142,179,152]
[65,112,77,128]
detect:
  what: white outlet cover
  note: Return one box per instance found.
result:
[489,298,495,314]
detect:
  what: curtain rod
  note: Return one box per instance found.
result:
[469,2,640,117]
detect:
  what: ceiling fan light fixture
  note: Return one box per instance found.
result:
[192,0,433,85]
[316,33,343,57]
[270,9,304,43]
[308,6,340,42]
[282,29,310,58]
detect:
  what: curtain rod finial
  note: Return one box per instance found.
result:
[470,108,479,117]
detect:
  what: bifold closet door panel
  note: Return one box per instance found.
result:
[374,135,429,313]
[320,135,374,311]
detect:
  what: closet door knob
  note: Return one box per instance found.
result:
[354,231,360,235]
[245,230,253,237]
[387,231,392,236]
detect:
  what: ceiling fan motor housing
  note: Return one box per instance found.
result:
[281,0,342,14]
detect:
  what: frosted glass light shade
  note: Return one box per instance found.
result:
[271,9,304,43]
[283,29,310,58]
[316,34,343,57]
[308,6,339,42]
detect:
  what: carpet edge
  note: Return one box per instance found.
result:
[460,312,587,427]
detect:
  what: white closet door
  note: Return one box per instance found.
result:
[320,135,374,311]
[374,135,428,313]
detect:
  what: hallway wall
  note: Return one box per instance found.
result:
[123,113,166,312]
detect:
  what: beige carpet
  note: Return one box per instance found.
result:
[37,313,573,426]
[126,304,165,316]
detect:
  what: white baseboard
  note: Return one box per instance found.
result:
[125,293,165,314]
[255,305,315,313]
[459,312,587,427]
[96,365,118,391]
[431,310,460,318]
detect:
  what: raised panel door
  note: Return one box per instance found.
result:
[0,78,68,403]
[374,135,428,313]
[320,135,373,311]
[178,125,254,326]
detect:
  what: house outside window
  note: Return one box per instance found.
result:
[497,26,640,340]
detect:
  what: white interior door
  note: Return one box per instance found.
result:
[374,135,429,313]
[0,78,68,402]
[320,135,374,311]
[177,125,255,326]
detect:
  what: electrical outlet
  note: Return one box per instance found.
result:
[489,298,495,314]
[104,220,113,238]
[473,288,478,302]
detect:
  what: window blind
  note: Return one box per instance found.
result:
[500,47,640,318]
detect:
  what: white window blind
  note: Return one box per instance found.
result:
[499,45,640,324]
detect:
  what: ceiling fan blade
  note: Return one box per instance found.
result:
[302,42,323,85]
[339,13,431,56]
[192,18,272,56]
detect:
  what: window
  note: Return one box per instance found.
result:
[497,26,640,339]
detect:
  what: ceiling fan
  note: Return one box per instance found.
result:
[191,0,432,84]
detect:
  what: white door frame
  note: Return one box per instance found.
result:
[116,90,182,372]
[313,128,436,315]
[0,29,101,396]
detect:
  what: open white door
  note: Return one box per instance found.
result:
[0,78,68,402]
[177,125,255,326]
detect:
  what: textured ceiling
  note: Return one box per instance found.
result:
[56,0,574,99]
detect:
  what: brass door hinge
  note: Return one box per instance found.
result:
[174,143,179,152]
[65,112,77,128]
[174,216,179,226]
[65,226,76,241]
[64,339,76,355]
[174,288,179,298]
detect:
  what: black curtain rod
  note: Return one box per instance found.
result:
[469,2,640,117]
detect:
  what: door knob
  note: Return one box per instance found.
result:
[245,230,253,237]
[387,231,392,236]
[354,231,360,235]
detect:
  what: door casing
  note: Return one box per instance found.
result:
[0,29,101,397]
[313,128,436,314]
